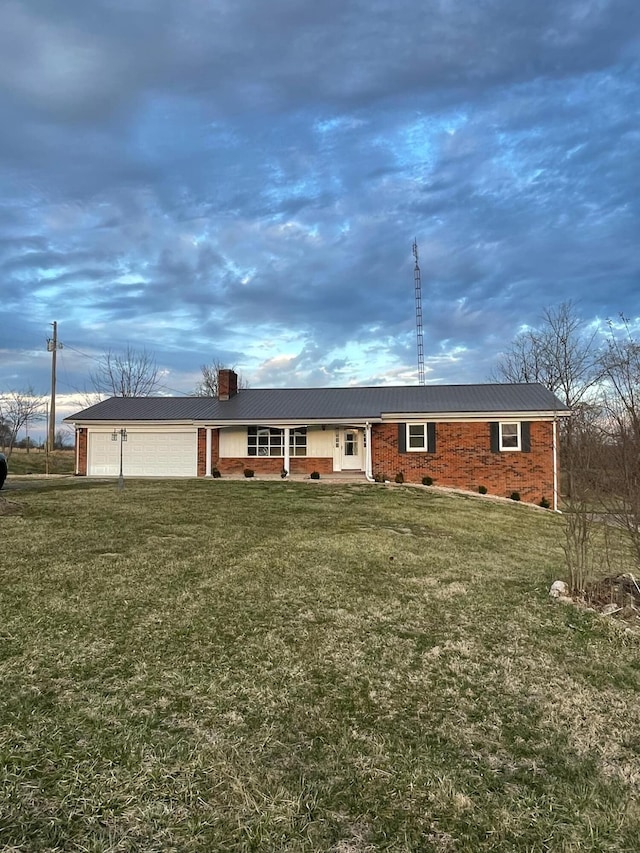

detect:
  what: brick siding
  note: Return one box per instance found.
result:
[216,457,283,475]
[214,455,333,476]
[290,456,333,475]
[218,369,238,400]
[371,421,554,504]
[197,428,207,477]
[77,428,87,475]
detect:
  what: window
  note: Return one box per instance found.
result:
[247,427,307,457]
[408,423,427,450]
[405,423,435,452]
[248,427,283,456]
[289,428,307,456]
[499,422,521,451]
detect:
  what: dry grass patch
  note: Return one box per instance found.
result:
[2,448,75,476]
[1,480,639,851]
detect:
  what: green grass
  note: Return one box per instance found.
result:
[3,448,75,475]
[1,480,639,852]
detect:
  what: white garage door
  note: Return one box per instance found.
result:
[88,431,198,477]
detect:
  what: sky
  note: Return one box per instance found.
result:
[1,0,639,435]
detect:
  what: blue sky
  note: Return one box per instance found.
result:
[1,0,639,432]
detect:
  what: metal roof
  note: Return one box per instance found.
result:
[65,383,570,424]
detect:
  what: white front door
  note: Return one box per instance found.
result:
[340,428,363,470]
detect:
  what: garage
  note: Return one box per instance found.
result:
[87,430,198,477]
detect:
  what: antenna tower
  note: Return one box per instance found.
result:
[413,239,425,385]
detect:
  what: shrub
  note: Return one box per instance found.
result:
[281,468,288,479]
[310,471,320,480]
[373,472,386,483]
[510,491,521,501]
[243,468,254,478]
[395,472,404,484]
[211,467,221,479]
[539,496,551,509]
[422,476,433,486]
[478,485,487,495]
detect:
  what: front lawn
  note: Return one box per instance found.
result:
[1,481,639,851]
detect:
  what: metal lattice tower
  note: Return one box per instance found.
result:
[413,240,425,385]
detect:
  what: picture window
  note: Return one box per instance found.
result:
[247,427,283,457]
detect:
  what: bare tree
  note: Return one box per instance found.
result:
[597,318,640,567]
[90,346,159,397]
[492,301,604,496]
[563,317,640,591]
[492,301,602,409]
[55,428,74,450]
[0,415,10,448]
[561,404,604,593]
[0,389,46,459]
[194,361,248,397]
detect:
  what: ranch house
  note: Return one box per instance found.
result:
[65,369,570,508]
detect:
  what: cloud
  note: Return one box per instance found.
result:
[0,0,638,430]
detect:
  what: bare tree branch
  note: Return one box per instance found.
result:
[0,389,46,459]
[194,361,248,397]
[90,347,159,397]
[491,300,602,408]
[597,317,640,566]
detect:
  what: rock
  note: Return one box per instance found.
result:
[549,580,569,599]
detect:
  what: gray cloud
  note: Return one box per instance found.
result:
[0,0,639,426]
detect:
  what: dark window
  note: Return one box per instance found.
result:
[289,428,307,456]
[247,427,283,457]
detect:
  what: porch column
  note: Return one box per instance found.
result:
[206,427,212,477]
[284,427,290,476]
[365,422,374,481]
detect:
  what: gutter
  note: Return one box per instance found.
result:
[381,409,571,421]
[552,417,561,513]
[364,422,375,482]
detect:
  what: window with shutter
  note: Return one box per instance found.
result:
[403,423,436,452]
[497,422,522,451]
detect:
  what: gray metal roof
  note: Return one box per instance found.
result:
[65,383,570,424]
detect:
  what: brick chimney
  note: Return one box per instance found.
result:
[218,369,238,401]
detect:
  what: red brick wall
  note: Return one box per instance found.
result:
[210,429,219,469]
[77,428,87,475]
[197,428,207,477]
[371,421,554,503]
[218,369,238,400]
[290,456,333,475]
[216,457,283,475]
[214,455,333,476]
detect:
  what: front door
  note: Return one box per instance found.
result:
[341,428,362,470]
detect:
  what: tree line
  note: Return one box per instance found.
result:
[0,350,247,458]
[492,300,640,588]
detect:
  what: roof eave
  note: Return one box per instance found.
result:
[381,409,571,420]
[208,417,381,426]
[64,418,200,426]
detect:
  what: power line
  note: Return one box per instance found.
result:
[56,341,200,398]
[62,343,100,361]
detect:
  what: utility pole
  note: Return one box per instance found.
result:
[47,322,63,452]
